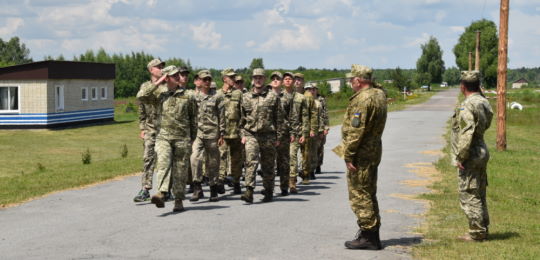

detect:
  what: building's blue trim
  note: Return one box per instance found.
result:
[0,108,114,125]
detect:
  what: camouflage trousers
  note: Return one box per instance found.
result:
[458,166,489,239]
[317,134,327,169]
[289,138,306,179]
[276,137,290,190]
[301,137,315,178]
[141,132,156,189]
[309,136,320,172]
[191,137,220,186]
[244,133,276,191]
[154,137,190,200]
[347,160,381,231]
[219,138,243,184]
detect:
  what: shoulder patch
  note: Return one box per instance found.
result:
[351,112,361,128]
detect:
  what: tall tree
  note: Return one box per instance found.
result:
[391,67,410,91]
[249,58,264,69]
[0,37,32,66]
[416,36,445,84]
[443,67,461,85]
[453,19,499,88]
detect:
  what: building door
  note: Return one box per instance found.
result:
[55,85,64,112]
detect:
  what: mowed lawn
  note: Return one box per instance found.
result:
[414,89,540,259]
[0,98,142,206]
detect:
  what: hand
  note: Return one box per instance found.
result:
[324,129,329,135]
[299,136,305,144]
[457,162,465,170]
[290,136,295,143]
[218,136,224,146]
[155,74,167,85]
[275,140,280,147]
[310,131,315,137]
[139,131,145,139]
[241,137,247,144]
[346,162,357,172]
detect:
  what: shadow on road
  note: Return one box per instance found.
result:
[157,205,231,217]
[382,236,422,247]
[314,175,342,179]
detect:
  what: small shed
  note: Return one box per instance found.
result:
[512,78,528,89]
[0,60,115,128]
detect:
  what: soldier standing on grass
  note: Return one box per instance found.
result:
[190,70,225,202]
[451,71,493,242]
[239,68,284,203]
[136,65,197,212]
[341,64,387,250]
[133,58,167,203]
[217,68,244,195]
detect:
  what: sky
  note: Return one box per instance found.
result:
[1,0,539,70]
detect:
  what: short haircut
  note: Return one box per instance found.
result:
[461,80,480,92]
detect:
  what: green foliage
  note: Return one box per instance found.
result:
[82,148,92,165]
[443,67,461,85]
[507,67,540,85]
[391,67,411,91]
[416,36,445,83]
[249,58,264,69]
[453,19,499,88]
[415,72,432,87]
[0,37,32,66]
[317,81,332,97]
[121,144,128,158]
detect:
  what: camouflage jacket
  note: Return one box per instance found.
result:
[240,89,284,140]
[287,91,309,138]
[341,87,387,163]
[137,84,197,141]
[217,88,243,139]
[276,91,292,139]
[137,81,168,134]
[317,95,330,132]
[450,93,493,165]
[303,91,320,136]
[194,92,225,140]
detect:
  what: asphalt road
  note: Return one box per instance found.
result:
[0,88,459,260]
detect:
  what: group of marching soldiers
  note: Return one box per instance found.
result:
[133,58,329,212]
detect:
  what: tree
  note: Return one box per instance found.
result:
[0,37,32,66]
[443,67,461,85]
[453,19,499,88]
[416,36,445,84]
[391,67,410,91]
[249,58,264,69]
[415,72,432,88]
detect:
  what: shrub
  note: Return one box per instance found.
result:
[121,144,128,158]
[82,148,92,165]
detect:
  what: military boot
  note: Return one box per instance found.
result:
[187,184,194,193]
[189,182,204,202]
[173,199,184,212]
[281,188,289,196]
[133,189,150,202]
[240,187,254,203]
[310,171,317,180]
[233,182,242,194]
[150,192,166,208]
[315,166,321,174]
[216,180,226,194]
[301,175,310,185]
[209,185,219,202]
[289,178,298,194]
[345,230,382,250]
[262,189,273,202]
[457,233,487,242]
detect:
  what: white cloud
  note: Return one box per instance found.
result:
[245,40,256,48]
[327,31,334,40]
[450,26,465,33]
[0,18,24,37]
[258,24,319,51]
[406,32,430,47]
[189,22,228,50]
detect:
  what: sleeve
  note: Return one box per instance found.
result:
[239,95,248,139]
[343,99,369,163]
[321,97,330,131]
[308,96,319,134]
[301,97,309,138]
[218,96,226,137]
[136,83,159,102]
[189,95,198,142]
[275,97,284,140]
[456,104,477,163]
[138,102,147,131]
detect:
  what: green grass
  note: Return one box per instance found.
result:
[0,97,142,206]
[413,89,540,259]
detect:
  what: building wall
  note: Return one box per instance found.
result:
[512,82,527,89]
[47,79,114,113]
[327,79,341,93]
[0,79,48,113]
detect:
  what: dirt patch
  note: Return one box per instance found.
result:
[420,150,444,156]
[402,162,442,190]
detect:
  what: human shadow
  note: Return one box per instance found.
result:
[291,191,320,196]
[298,185,330,190]
[309,181,335,185]
[319,171,345,175]
[157,205,230,217]
[314,175,341,179]
[488,232,520,241]
[382,236,423,248]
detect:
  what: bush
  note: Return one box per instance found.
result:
[121,144,128,158]
[82,148,92,165]
[36,163,45,172]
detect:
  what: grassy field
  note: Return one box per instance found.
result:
[413,89,540,259]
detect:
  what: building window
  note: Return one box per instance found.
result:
[100,87,107,100]
[55,85,64,112]
[91,87,98,100]
[0,86,19,112]
[82,87,88,101]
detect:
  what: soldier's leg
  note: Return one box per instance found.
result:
[277,138,290,191]
[141,132,156,190]
[204,138,220,187]
[301,138,313,180]
[228,138,244,184]
[218,139,230,182]
[289,140,299,179]
[259,135,276,194]
[170,139,189,200]
[458,167,489,239]
[243,135,260,190]
[310,136,320,174]
[317,135,326,170]
[155,138,173,194]
[347,160,381,231]
[190,137,205,183]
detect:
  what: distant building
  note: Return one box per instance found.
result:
[383,79,394,84]
[512,78,528,89]
[306,78,344,93]
[0,60,115,128]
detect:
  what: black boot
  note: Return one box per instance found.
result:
[209,185,219,202]
[316,166,321,174]
[189,182,204,202]
[240,187,254,203]
[187,184,194,193]
[216,181,226,194]
[345,230,382,250]
[281,188,289,196]
[309,171,317,180]
[262,188,273,202]
[233,182,242,194]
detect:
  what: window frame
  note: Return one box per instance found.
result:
[100,87,107,100]
[91,87,98,101]
[81,87,89,101]
[0,86,20,113]
[55,85,65,112]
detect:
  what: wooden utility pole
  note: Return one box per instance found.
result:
[475,31,481,71]
[468,52,473,71]
[496,0,509,151]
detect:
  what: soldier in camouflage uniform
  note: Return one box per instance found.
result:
[297,73,319,185]
[217,68,244,195]
[269,71,292,196]
[239,68,284,203]
[305,84,325,180]
[451,71,493,242]
[342,65,387,250]
[136,65,197,212]
[234,75,248,94]
[133,59,167,202]
[316,89,330,174]
[285,72,307,193]
[190,70,225,202]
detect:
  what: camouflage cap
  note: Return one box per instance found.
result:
[147,58,165,69]
[346,64,372,79]
[179,66,190,73]
[197,69,212,79]
[221,68,236,77]
[304,83,317,89]
[161,65,179,76]
[270,71,283,79]
[460,70,481,83]
[235,75,244,82]
[293,73,304,80]
[283,71,294,78]
[252,68,265,77]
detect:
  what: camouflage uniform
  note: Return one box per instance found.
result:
[136,78,197,201]
[451,71,493,240]
[191,91,225,187]
[309,92,323,172]
[138,81,168,189]
[288,91,308,181]
[301,90,319,179]
[274,89,292,191]
[240,88,284,193]
[217,87,244,185]
[342,84,387,232]
[316,95,330,170]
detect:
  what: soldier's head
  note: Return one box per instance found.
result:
[234,75,244,90]
[147,58,165,79]
[221,68,237,88]
[197,70,213,91]
[178,67,190,87]
[270,71,283,89]
[161,65,180,88]
[293,73,305,93]
[251,68,266,89]
[460,70,481,94]
[346,64,372,92]
[283,72,295,89]
[194,74,203,89]
[305,84,317,96]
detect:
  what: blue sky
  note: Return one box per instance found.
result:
[1,0,538,69]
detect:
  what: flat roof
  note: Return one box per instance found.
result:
[0,60,115,80]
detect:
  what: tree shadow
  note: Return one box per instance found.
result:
[382,236,423,248]
[488,232,520,241]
